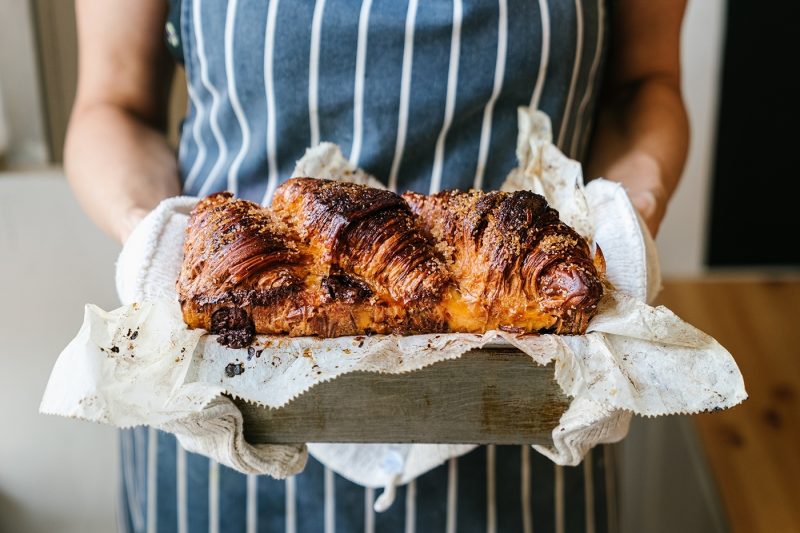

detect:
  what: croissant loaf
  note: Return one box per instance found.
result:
[178,178,605,347]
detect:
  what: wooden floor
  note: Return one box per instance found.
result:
[657,276,800,533]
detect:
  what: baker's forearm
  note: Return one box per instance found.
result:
[586,76,689,236]
[585,0,688,237]
[64,103,180,243]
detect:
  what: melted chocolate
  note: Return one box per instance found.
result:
[224,362,245,377]
[321,273,373,303]
[211,307,255,348]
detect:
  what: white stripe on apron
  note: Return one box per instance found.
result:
[146,428,158,533]
[429,0,463,195]
[521,445,533,533]
[445,457,458,533]
[405,478,417,533]
[324,467,335,533]
[309,0,326,147]
[388,0,419,192]
[224,0,251,196]
[246,474,258,533]
[193,0,228,197]
[474,0,509,190]
[486,445,498,533]
[209,460,220,533]
[530,0,551,110]
[555,464,565,533]
[557,0,585,148]
[349,0,373,167]
[286,475,297,533]
[261,0,281,205]
[177,442,188,533]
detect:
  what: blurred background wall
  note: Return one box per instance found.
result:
[659,0,725,275]
[0,0,53,167]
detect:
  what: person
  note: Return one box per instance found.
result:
[64,0,689,531]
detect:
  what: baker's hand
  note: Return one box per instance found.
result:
[623,184,666,239]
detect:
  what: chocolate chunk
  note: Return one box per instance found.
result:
[211,306,251,331]
[217,328,255,349]
[224,362,245,377]
[211,307,255,348]
[321,274,373,303]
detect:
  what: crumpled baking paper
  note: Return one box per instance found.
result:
[41,108,746,488]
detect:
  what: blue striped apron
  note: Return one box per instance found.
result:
[122,1,615,531]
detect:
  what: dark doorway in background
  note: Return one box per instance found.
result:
[707,2,800,267]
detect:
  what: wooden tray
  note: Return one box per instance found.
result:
[235,347,568,445]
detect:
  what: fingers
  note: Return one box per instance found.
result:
[628,190,663,237]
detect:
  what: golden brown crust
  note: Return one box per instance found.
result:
[403,189,604,334]
[271,178,453,307]
[177,179,605,345]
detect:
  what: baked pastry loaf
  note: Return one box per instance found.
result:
[178,178,604,346]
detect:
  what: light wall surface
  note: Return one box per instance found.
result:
[656,0,726,275]
[0,174,119,533]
